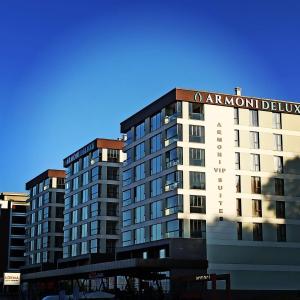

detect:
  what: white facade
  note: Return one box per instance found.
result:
[121,88,300,290]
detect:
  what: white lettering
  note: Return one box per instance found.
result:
[225,96,234,105]
[235,97,245,107]
[215,94,222,104]
[206,94,214,103]
[262,100,270,110]
[245,98,254,108]
[271,102,278,111]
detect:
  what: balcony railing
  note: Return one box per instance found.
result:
[165,182,182,192]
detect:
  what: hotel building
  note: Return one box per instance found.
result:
[60,138,124,267]
[23,170,65,273]
[0,192,28,290]
[120,87,300,291]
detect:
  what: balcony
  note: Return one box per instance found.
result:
[165,182,182,192]
[164,114,178,124]
[164,136,178,147]
[166,159,180,169]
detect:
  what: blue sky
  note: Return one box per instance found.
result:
[1,0,300,191]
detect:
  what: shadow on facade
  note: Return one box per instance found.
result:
[205,156,300,300]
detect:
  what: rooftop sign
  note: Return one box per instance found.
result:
[64,140,96,167]
[193,91,300,115]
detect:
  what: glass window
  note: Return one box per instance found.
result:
[274,156,283,173]
[81,241,88,255]
[82,189,89,203]
[189,125,205,143]
[64,213,70,226]
[123,190,132,206]
[190,172,205,190]
[250,131,260,149]
[82,206,88,220]
[135,163,145,181]
[252,199,262,217]
[81,223,88,238]
[234,108,239,125]
[151,156,162,175]
[151,112,162,131]
[165,195,183,215]
[166,147,182,168]
[43,207,49,219]
[73,177,79,191]
[150,134,162,153]
[250,110,259,126]
[38,209,43,221]
[272,113,282,129]
[251,154,260,171]
[73,161,80,174]
[107,167,119,181]
[151,200,163,219]
[235,152,240,170]
[71,244,77,257]
[135,142,145,160]
[90,239,98,253]
[235,198,242,216]
[135,206,145,223]
[165,102,181,119]
[277,224,286,242]
[190,195,206,214]
[106,220,117,234]
[134,184,145,202]
[72,210,78,224]
[251,176,261,194]
[72,193,79,207]
[91,184,100,199]
[90,202,99,217]
[71,226,78,241]
[82,172,89,186]
[151,223,162,241]
[92,167,100,181]
[275,178,284,195]
[253,223,263,241]
[234,129,240,147]
[151,178,162,197]
[124,130,133,146]
[135,122,145,140]
[90,220,99,235]
[107,184,118,198]
[190,220,206,238]
[189,102,204,120]
[107,149,119,162]
[122,231,132,246]
[236,175,241,193]
[134,227,145,244]
[83,155,89,169]
[43,192,50,204]
[123,210,132,227]
[107,202,118,216]
[166,220,182,238]
[91,149,102,163]
[276,201,285,218]
[237,222,242,240]
[165,125,181,144]
[190,148,205,166]
[274,134,283,151]
[165,171,182,191]
[122,169,132,186]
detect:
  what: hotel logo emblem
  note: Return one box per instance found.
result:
[194,91,203,103]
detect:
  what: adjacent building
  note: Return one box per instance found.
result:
[23,170,65,273]
[60,138,124,267]
[0,192,28,290]
[120,87,300,291]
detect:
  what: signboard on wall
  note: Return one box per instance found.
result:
[4,273,21,286]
